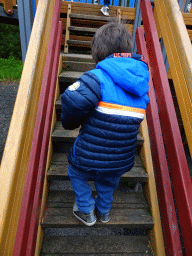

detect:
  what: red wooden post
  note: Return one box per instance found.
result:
[13,0,62,255]
[140,0,192,254]
[136,27,182,255]
[26,21,63,256]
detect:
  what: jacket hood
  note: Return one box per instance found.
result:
[96,53,149,97]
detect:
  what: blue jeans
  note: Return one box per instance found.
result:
[67,164,121,215]
[104,0,110,6]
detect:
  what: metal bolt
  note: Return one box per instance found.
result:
[7,9,12,15]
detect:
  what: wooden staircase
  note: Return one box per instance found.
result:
[63,3,130,53]
[39,51,154,255]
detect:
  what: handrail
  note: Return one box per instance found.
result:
[0,0,16,15]
[0,0,56,255]
[140,0,192,254]
[136,27,182,255]
[13,0,62,255]
[154,0,192,157]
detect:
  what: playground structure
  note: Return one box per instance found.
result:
[1,0,192,255]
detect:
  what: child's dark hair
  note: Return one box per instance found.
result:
[91,21,133,64]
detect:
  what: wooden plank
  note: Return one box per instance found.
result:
[47,151,147,182]
[42,207,153,228]
[47,190,148,206]
[0,0,55,255]
[70,13,114,21]
[13,2,62,256]
[61,53,94,62]
[63,60,95,72]
[68,26,97,33]
[52,121,144,145]
[154,0,192,157]
[61,34,93,46]
[34,55,64,256]
[59,71,84,83]
[64,4,71,53]
[50,152,142,165]
[59,17,134,32]
[60,2,136,20]
[41,236,153,254]
[67,39,92,46]
[142,0,192,254]
[183,12,192,25]
[136,27,182,255]
[41,190,153,228]
[47,166,148,182]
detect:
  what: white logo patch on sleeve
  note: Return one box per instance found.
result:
[68,81,81,91]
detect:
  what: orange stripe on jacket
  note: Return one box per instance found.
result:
[98,101,145,115]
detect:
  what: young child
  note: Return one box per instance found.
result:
[94,0,110,16]
[61,22,149,226]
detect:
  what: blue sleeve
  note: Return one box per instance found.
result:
[61,71,101,130]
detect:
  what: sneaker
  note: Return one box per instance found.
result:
[100,6,109,16]
[73,202,96,226]
[96,209,110,223]
[94,0,98,4]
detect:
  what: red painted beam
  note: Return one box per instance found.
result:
[13,0,62,255]
[26,21,62,256]
[136,27,182,255]
[140,0,192,254]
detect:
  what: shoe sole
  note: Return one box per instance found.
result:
[73,211,97,226]
[98,217,110,223]
[100,9,109,16]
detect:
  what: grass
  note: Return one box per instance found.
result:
[0,57,23,82]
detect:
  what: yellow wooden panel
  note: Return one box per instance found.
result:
[154,0,192,157]
[0,0,56,254]
[153,5,162,38]
[140,117,166,256]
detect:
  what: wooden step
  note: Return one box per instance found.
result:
[47,152,148,182]
[52,121,144,146]
[67,39,92,46]
[69,13,114,22]
[63,60,96,72]
[69,25,97,33]
[61,53,94,62]
[40,235,153,255]
[41,190,153,228]
[59,71,84,83]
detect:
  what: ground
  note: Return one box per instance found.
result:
[0,81,19,162]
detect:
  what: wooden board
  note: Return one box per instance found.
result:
[61,2,136,20]
[47,152,148,182]
[41,190,153,228]
[52,121,144,145]
[59,71,84,83]
[63,60,96,72]
[61,53,94,62]
[41,236,153,255]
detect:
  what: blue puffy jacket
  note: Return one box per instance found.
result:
[61,53,149,175]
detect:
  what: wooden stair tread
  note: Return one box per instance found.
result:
[41,190,153,228]
[52,121,144,145]
[69,13,114,22]
[41,235,153,255]
[48,152,147,182]
[67,39,92,46]
[59,71,84,83]
[69,25,97,33]
[60,53,94,62]
[62,60,96,72]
